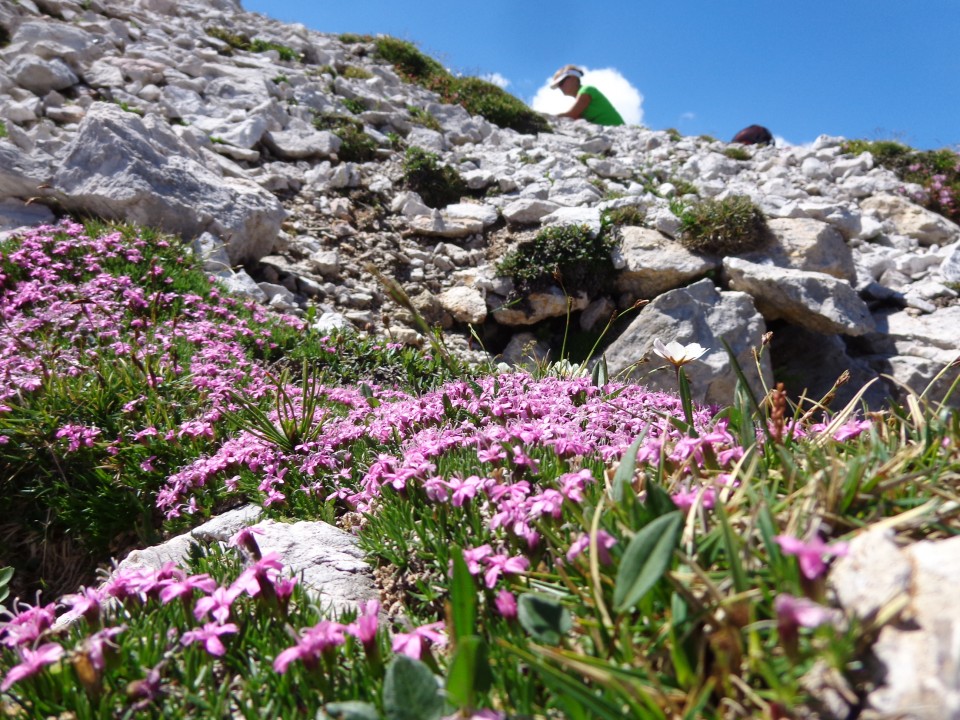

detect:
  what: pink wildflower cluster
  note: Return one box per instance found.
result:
[157,373,743,541]
[0,535,335,692]
[157,364,874,557]
[0,221,301,503]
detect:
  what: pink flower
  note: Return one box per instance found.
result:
[194,586,242,625]
[60,585,108,625]
[180,622,238,657]
[273,621,347,673]
[82,625,126,671]
[159,574,217,604]
[346,600,380,649]
[566,530,618,564]
[228,526,265,560]
[774,594,839,629]
[274,576,298,606]
[482,553,530,589]
[671,486,716,511]
[494,590,517,619]
[230,553,284,598]
[0,602,57,648]
[462,545,493,575]
[391,621,447,660]
[774,534,849,579]
[1,642,64,691]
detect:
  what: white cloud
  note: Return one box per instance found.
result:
[680,111,696,122]
[530,66,643,126]
[481,72,510,89]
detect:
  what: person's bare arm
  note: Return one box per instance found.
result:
[558,93,591,119]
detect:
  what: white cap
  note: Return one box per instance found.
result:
[550,67,583,88]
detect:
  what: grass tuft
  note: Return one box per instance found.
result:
[401,146,467,209]
[496,223,617,295]
[672,194,770,254]
[372,36,549,135]
[312,113,379,162]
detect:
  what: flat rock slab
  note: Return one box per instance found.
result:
[831,528,960,719]
[115,506,377,615]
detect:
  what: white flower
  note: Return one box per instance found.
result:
[652,338,709,367]
[546,359,589,379]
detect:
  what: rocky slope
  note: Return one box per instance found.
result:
[1,0,959,411]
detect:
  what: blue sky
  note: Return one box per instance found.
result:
[241,1,960,150]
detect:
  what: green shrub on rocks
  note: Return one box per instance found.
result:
[497,223,617,295]
[341,65,373,80]
[723,146,751,161]
[672,195,770,254]
[407,105,442,131]
[205,27,300,62]
[602,204,646,228]
[338,32,374,45]
[373,36,549,135]
[402,146,467,208]
[312,112,379,162]
[433,75,550,136]
[340,97,366,115]
[842,139,960,224]
[373,36,446,82]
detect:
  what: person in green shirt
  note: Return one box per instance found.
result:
[550,65,625,127]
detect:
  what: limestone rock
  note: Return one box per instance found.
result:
[614,226,717,299]
[723,257,875,336]
[490,287,590,326]
[0,141,53,198]
[0,198,56,233]
[438,286,487,324]
[500,331,552,369]
[55,102,285,263]
[113,506,377,614]
[262,128,342,160]
[9,54,78,94]
[407,211,484,238]
[502,198,560,224]
[739,217,857,282]
[941,241,960,283]
[861,192,960,246]
[443,202,499,228]
[603,279,771,405]
[831,529,960,720]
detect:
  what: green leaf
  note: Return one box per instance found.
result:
[591,356,608,387]
[502,642,626,720]
[677,368,697,437]
[445,635,492,710]
[613,511,683,612]
[721,337,767,444]
[449,550,476,644]
[668,593,695,690]
[714,501,748,593]
[644,478,678,518]
[322,701,380,720]
[610,432,646,503]
[359,383,381,408]
[442,392,456,418]
[0,566,13,586]
[383,655,444,720]
[517,593,572,645]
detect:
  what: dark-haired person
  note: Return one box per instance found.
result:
[731,124,774,146]
[551,65,624,127]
